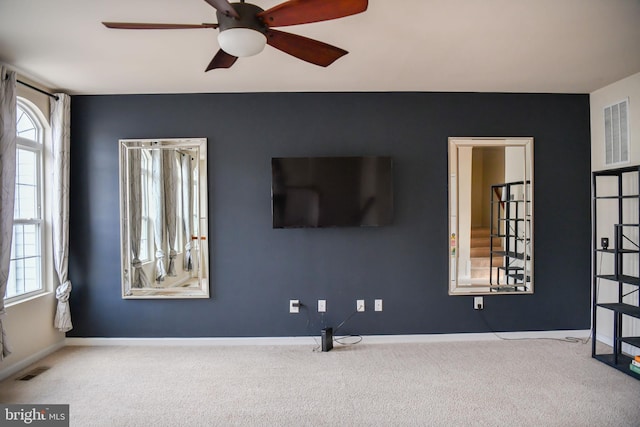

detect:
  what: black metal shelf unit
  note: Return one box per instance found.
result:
[592,165,640,380]
[489,180,531,292]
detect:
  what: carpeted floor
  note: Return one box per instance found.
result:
[1,339,639,426]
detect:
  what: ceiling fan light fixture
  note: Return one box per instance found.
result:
[217,28,267,57]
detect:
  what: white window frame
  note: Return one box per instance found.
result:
[5,98,49,304]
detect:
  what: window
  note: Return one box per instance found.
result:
[6,100,45,301]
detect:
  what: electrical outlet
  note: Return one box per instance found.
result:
[357,299,365,312]
[374,299,383,311]
[318,299,326,313]
[289,299,300,313]
[474,296,483,310]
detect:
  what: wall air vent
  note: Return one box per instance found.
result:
[16,366,50,381]
[604,98,629,165]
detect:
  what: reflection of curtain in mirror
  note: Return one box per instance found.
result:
[0,66,17,359]
[128,149,150,288]
[152,148,167,282]
[181,153,193,271]
[163,150,178,277]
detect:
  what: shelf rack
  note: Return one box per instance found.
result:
[489,180,531,292]
[592,165,640,380]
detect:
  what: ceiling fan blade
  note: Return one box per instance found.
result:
[258,0,368,27]
[103,22,218,30]
[205,49,238,71]
[203,0,239,19]
[266,29,347,67]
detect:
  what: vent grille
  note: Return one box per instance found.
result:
[604,99,629,165]
[16,366,50,381]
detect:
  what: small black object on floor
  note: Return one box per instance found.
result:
[321,327,333,352]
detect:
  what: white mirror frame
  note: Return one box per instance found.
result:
[448,137,533,295]
[119,138,209,299]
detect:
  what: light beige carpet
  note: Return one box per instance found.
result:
[1,339,639,426]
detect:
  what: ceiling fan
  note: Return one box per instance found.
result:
[103,0,368,71]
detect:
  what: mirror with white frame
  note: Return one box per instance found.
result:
[449,137,533,295]
[119,138,209,298]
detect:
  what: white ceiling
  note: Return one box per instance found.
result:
[1,0,639,95]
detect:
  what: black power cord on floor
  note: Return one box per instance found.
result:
[475,252,601,346]
[296,303,324,352]
[332,309,363,347]
[476,246,611,345]
[296,302,365,352]
[477,309,591,344]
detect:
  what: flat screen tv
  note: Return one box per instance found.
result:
[271,156,393,228]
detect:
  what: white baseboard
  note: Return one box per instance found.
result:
[595,332,613,347]
[65,330,591,347]
[65,336,317,346]
[364,330,591,343]
[0,340,66,382]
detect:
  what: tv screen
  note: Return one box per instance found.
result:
[271,156,393,228]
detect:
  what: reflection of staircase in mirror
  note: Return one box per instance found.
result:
[470,227,503,280]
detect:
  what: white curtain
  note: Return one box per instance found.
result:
[151,147,179,282]
[152,148,167,283]
[181,153,193,271]
[128,149,150,288]
[0,67,17,359]
[163,150,178,277]
[51,93,73,332]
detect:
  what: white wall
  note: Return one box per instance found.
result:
[591,72,640,170]
[590,72,640,351]
[0,76,65,380]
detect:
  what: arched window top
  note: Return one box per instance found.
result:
[16,99,43,143]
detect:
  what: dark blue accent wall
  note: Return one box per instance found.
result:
[67,92,591,338]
